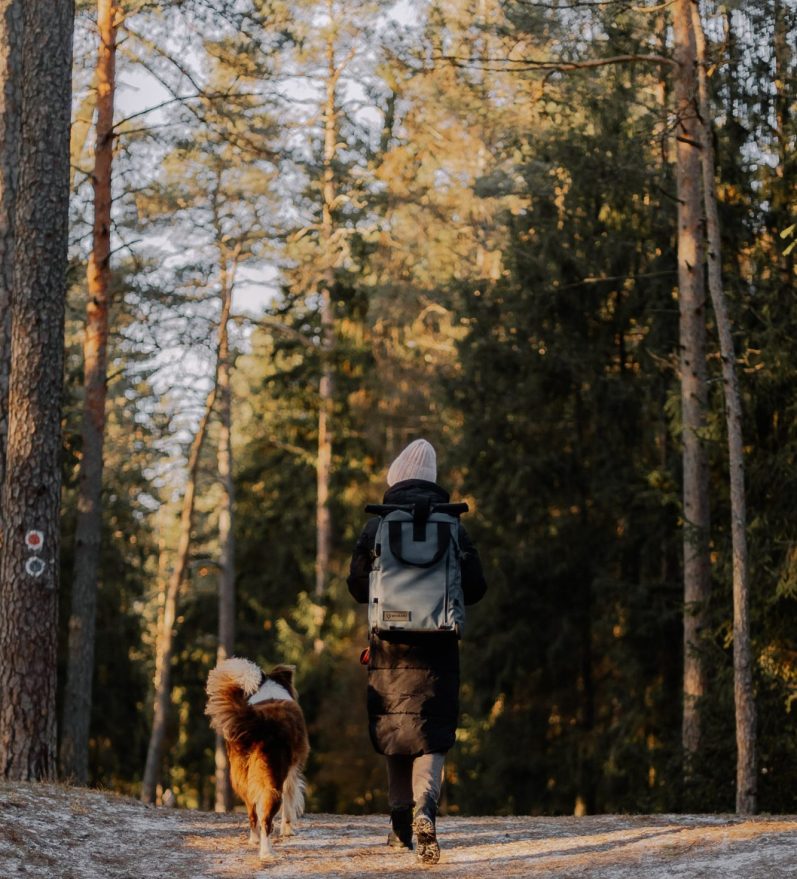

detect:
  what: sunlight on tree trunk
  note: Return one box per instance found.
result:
[690,0,756,816]
[61,0,120,786]
[672,0,711,789]
[213,214,237,813]
[315,5,338,602]
[140,382,217,804]
[0,0,20,516]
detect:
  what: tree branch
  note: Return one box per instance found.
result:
[433,52,677,73]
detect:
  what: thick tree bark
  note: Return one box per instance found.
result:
[315,10,337,600]
[690,0,756,815]
[213,232,236,813]
[672,0,711,785]
[0,0,22,524]
[0,0,74,781]
[60,0,119,786]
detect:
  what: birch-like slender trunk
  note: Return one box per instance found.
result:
[672,0,711,784]
[773,1,791,182]
[140,381,218,803]
[213,227,236,812]
[60,0,119,785]
[654,11,669,166]
[140,281,234,803]
[772,1,794,288]
[690,0,756,815]
[0,0,22,527]
[0,0,74,781]
[315,9,337,600]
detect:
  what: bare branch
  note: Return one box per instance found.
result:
[433,52,677,73]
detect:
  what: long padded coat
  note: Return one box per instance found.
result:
[347,479,487,756]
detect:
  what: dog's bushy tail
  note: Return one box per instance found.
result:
[205,657,263,741]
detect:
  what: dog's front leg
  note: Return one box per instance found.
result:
[248,805,259,847]
[259,826,274,860]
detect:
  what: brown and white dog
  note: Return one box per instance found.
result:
[205,657,309,861]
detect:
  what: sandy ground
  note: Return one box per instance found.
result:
[2,782,797,878]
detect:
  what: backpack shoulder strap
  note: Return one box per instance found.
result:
[388,520,451,568]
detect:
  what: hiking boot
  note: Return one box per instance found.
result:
[413,803,440,865]
[387,806,413,850]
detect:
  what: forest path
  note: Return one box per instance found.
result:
[2,782,796,878]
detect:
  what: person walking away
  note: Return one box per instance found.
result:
[347,439,487,865]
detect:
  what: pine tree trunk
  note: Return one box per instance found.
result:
[773,0,791,182]
[772,0,794,289]
[573,394,595,816]
[672,0,711,786]
[654,11,669,166]
[315,14,337,600]
[690,0,756,815]
[60,0,119,785]
[214,240,235,813]
[0,0,74,782]
[140,283,233,803]
[0,0,22,527]
[140,385,217,803]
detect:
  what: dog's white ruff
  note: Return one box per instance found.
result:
[248,679,293,705]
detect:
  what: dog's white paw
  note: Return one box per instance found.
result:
[259,834,275,860]
[248,829,259,847]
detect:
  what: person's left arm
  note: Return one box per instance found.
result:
[346,518,379,603]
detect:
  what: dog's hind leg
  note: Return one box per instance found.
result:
[257,790,282,860]
[256,795,273,860]
[280,765,306,837]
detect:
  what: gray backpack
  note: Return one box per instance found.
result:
[366,500,468,637]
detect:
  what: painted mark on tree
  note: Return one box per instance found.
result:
[25,556,46,578]
[25,530,44,552]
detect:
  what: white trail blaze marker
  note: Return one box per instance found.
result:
[25,530,44,552]
[25,556,46,577]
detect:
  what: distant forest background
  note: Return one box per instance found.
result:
[1,0,795,818]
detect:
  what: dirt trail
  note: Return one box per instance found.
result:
[2,782,796,878]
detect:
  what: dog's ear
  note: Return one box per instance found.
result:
[269,664,297,695]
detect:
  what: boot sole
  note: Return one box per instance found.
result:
[413,815,440,865]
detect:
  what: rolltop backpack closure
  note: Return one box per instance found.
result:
[366,500,469,637]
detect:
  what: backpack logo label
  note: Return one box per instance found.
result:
[383,610,411,622]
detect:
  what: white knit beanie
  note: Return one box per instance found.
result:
[387,439,437,486]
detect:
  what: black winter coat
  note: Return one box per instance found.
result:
[347,479,487,756]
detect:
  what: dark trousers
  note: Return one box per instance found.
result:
[386,752,445,811]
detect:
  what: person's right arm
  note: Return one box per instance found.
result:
[459,524,487,605]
